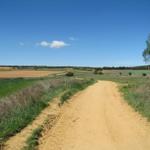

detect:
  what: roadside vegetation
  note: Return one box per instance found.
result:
[23,126,43,150]
[74,69,150,121]
[22,78,95,150]
[95,71,150,121]
[0,75,94,144]
[60,79,94,104]
[1,67,150,148]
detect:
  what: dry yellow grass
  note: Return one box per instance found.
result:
[0,67,15,71]
[0,70,62,78]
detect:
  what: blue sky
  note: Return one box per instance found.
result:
[0,0,150,67]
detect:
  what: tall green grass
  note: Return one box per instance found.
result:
[23,126,43,150]
[0,77,94,143]
[23,78,95,150]
[0,79,65,142]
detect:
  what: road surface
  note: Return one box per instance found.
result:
[39,81,150,150]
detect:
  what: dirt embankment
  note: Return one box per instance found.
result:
[39,81,150,150]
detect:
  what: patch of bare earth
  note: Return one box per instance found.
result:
[0,70,62,78]
[39,81,150,150]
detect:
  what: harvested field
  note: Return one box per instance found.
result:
[0,70,62,78]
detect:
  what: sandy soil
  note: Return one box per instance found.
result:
[4,99,60,150]
[39,81,150,150]
[0,70,62,78]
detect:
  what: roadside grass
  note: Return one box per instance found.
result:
[23,78,95,150]
[74,69,150,121]
[0,76,94,143]
[82,70,150,121]
[120,78,150,121]
[23,126,43,150]
[60,79,95,104]
[0,79,65,142]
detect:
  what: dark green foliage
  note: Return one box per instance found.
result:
[142,73,147,76]
[94,68,103,75]
[143,34,150,63]
[65,72,74,77]
[128,72,132,76]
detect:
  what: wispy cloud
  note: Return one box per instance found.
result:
[19,42,25,46]
[39,40,69,49]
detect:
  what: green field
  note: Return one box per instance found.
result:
[0,78,39,99]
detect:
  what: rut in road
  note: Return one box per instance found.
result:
[39,81,150,150]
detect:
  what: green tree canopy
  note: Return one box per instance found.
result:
[143,35,150,63]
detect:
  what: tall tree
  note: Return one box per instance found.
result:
[143,34,150,69]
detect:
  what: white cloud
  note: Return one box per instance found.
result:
[19,42,24,46]
[40,41,49,47]
[50,41,69,48]
[39,40,69,49]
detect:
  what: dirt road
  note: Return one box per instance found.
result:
[39,81,150,150]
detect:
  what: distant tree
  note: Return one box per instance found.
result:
[128,72,132,76]
[143,34,150,69]
[142,73,147,77]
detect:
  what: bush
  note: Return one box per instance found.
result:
[65,72,74,77]
[128,72,132,76]
[142,73,147,76]
[94,69,103,75]
[119,72,122,76]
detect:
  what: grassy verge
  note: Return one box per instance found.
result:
[23,78,95,150]
[120,77,150,121]
[60,79,95,104]
[74,70,150,121]
[0,79,65,142]
[23,126,43,150]
[90,72,150,121]
[0,77,94,144]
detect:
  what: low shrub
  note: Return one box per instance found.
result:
[65,72,74,77]
[94,69,103,75]
[128,72,132,76]
[142,73,147,76]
